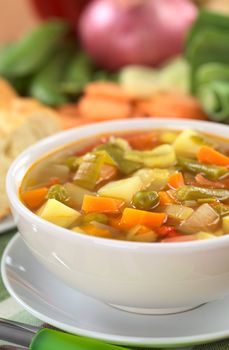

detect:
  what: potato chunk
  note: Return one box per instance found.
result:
[39,199,80,228]
[98,176,143,203]
[173,130,204,158]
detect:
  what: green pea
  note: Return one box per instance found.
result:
[81,213,108,225]
[132,191,159,210]
[47,184,69,203]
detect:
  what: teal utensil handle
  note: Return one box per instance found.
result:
[30,329,128,350]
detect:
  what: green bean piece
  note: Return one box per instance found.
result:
[81,213,108,225]
[29,43,74,106]
[178,157,228,180]
[74,153,104,190]
[212,203,229,217]
[0,20,69,77]
[61,51,93,95]
[132,191,159,210]
[197,198,217,204]
[175,185,229,202]
[47,184,70,203]
[95,144,141,175]
[65,157,80,171]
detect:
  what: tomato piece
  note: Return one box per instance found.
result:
[156,225,179,238]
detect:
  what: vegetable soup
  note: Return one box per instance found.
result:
[20,129,229,243]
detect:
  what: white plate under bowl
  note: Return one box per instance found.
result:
[0,216,16,234]
[2,234,229,348]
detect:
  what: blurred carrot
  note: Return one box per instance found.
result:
[135,93,208,120]
[78,96,132,120]
[58,103,100,129]
[59,114,101,130]
[58,103,79,117]
[57,86,210,131]
[85,82,131,102]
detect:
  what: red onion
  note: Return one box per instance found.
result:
[79,0,197,70]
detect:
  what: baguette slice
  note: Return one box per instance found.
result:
[0,81,61,219]
[0,97,60,157]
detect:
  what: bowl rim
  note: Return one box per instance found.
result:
[6,117,229,252]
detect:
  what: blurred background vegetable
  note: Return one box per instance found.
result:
[0,0,229,124]
[186,10,229,123]
[79,0,197,70]
[0,20,117,106]
[118,57,190,98]
[31,0,90,27]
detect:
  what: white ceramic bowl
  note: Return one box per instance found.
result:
[6,118,229,314]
